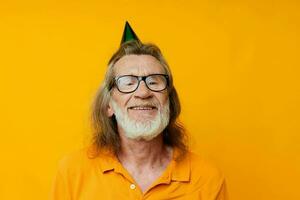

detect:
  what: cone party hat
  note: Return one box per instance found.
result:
[120,21,141,44]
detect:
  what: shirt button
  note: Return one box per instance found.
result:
[130,184,136,190]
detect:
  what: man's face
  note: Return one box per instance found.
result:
[108,54,170,140]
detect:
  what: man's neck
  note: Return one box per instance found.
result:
[116,129,173,192]
[117,133,171,169]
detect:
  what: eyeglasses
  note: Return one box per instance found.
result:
[113,74,169,93]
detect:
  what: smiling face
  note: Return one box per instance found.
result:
[108,54,170,140]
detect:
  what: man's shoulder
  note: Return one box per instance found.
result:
[186,151,225,183]
[56,148,89,174]
[177,151,228,198]
[56,147,108,175]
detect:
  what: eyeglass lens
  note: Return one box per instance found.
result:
[116,74,168,93]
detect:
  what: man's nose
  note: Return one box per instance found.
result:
[133,81,152,98]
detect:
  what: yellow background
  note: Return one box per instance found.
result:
[1,0,299,199]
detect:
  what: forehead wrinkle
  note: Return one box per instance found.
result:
[113,55,165,76]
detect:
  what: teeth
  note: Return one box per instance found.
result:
[131,107,154,110]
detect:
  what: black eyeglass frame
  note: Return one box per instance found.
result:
[112,74,169,94]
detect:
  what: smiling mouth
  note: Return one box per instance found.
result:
[128,106,157,110]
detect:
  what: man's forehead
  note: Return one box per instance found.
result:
[113,54,165,75]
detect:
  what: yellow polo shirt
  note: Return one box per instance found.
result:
[50,147,228,200]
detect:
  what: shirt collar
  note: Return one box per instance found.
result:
[97,149,119,173]
[96,147,191,182]
[170,148,191,182]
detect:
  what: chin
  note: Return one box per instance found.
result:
[128,114,157,122]
[125,131,161,141]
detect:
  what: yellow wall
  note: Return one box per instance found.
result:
[1,0,299,199]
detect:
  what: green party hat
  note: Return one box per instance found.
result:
[120,21,141,44]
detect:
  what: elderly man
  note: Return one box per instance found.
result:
[51,22,228,200]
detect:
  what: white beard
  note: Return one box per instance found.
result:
[110,99,170,141]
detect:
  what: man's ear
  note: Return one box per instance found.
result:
[107,101,114,117]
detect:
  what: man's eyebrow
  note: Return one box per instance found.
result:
[115,74,142,77]
[115,74,136,77]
